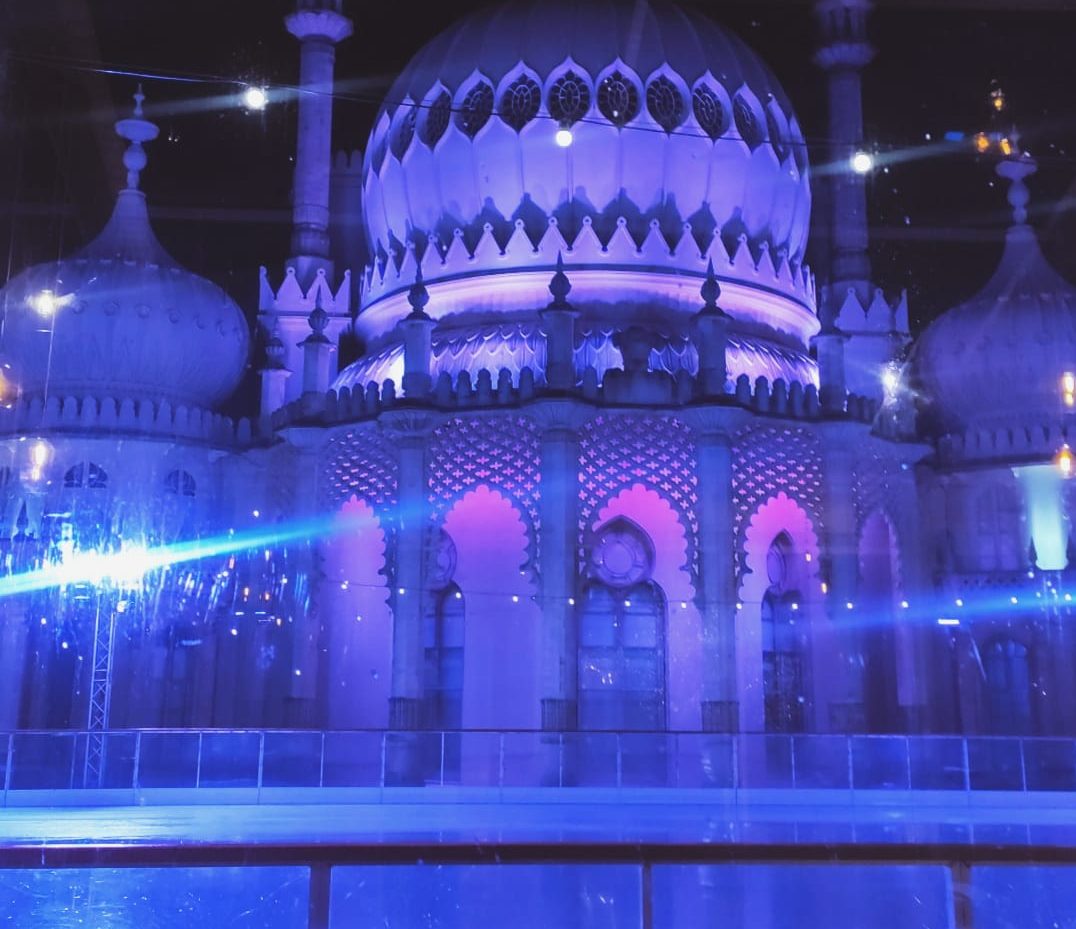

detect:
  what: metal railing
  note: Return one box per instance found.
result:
[3,729,1076,800]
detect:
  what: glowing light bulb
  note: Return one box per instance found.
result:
[999,137,1013,157]
[568,597,575,606]
[511,595,520,604]
[955,598,964,607]
[242,85,269,111]
[1058,444,1074,478]
[30,439,50,469]
[850,150,874,174]
[882,364,901,397]
[846,601,854,610]
[974,133,991,154]
[900,600,910,609]
[555,126,574,148]
[454,590,462,600]
[29,289,62,316]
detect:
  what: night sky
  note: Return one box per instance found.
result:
[3,0,1076,416]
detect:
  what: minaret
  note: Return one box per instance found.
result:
[813,0,909,406]
[814,0,874,310]
[258,0,353,413]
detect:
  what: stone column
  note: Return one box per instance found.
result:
[691,260,731,398]
[259,326,291,420]
[381,411,436,730]
[821,422,865,731]
[285,1,352,274]
[684,407,743,732]
[531,400,588,730]
[299,300,332,414]
[398,270,436,399]
[813,328,848,415]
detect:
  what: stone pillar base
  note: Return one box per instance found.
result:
[829,701,867,734]
[389,696,424,730]
[701,700,740,733]
[541,697,578,732]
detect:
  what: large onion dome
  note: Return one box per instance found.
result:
[911,153,1076,434]
[347,0,817,391]
[0,93,250,411]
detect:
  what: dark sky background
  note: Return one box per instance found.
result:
[2,0,1076,415]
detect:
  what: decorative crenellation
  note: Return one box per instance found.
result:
[362,215,815,310]
[0,394,252,445]
[833,285,910,337]
[259,265,351,316]
[273,364,884,432]
[938,422,1074,465]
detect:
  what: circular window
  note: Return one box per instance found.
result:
[547,70,591,125]
[500,75,541,131]
[646,75,684,132]
[597,71,640,126]
[692,84,727,140]
[591,521,655,588]
[734,96,764,150]
[457,82,495,138]
[421,90,452,146]
[390,106,417,160]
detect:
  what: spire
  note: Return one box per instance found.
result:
[699,259,728,318]
[114,85,159,191]
[406,264,431,320]
[548,252,572,309]
[998,147,1035,227]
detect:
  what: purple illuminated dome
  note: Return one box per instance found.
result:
[343,0,818,393]
[911,153,1076,433]
[0,94,249,411]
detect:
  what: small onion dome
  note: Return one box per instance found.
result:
[0,90,249,410]
[911,153,1076,433]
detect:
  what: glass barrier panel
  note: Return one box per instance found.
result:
[908,737,967,791]
[674,734,735,788]
[99,731,137,789]
[502,731,549,788]
[322,731,384,788]
[738,735,793,789]
[566,731,619,787]
[851,736,910,789]
[792,735,849,789]
[330,864,642,929]
[973,866,1076,929]
[9,732,76,790]
[620,732,672,787]
[199,732,260,788]
[967,739,1024,791]
[1021,740,1076,792]
[137,732,200,789]
[262,731,322,788]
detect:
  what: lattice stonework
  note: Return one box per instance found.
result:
[427,416,541,534]
[322,427,399,513]
[579,415,699,574]
[733,425,824,543]
[853,450,904,528]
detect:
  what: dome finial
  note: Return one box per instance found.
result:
[115,85,160,190]
[406,262,431,319]
[997,147,1036,227]
[699,258,727,317]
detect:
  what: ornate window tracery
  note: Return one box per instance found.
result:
[63,462,108,490]
[421,90,452,146]
[597,71,640,126]
[691,84,727,140]
[457,82,495,138]
[500,75,541,131]
[734,95,765,150]
[646,75,684,132]
[390,105,417,159]
[547,70,591,125]
[164,469,196,497]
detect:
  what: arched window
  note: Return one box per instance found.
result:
[579,519,666,732]
[761,532,807,732]
[983,637,1032,735]
[499,74,541,131]
[63,462,107,489]
[420,89,451,147]
[597,71,640,126]
[456,81,494,138]
[547,70,591,125]
[646,75,684,132]
[423,584,464,779]
[692,83,727,140]
[0,466,12,488]
[164,469,196,497]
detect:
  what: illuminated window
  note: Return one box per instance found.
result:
[420,89,451,146]
[456,81,494,138]
[646,75,684,132]
[63,462,108,489]
[547,70,591,125]
[761,532,807,733]
[597,71,640,127]
[692,84,727,140]
[500,74,541,130]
